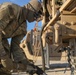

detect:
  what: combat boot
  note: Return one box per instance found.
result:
[0,68,11,75]
[1,54,13,70]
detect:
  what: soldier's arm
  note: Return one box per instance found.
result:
[0,31,6,57]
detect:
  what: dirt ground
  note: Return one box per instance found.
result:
[12,61,76,75]
[0,60,76,75]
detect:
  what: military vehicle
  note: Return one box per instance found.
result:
[20,0,76,74]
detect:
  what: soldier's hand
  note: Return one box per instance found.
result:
[36,15,43,22]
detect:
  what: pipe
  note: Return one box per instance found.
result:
[42,0,46,26]
[41,0,46,71]
[54,24,59,44]
[52,0,55,17]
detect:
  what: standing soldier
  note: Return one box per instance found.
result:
[0,0,45,75]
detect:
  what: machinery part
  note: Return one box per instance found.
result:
[58,45,76,73]
[40,23,46,71]
[40,0,48,71]
[67,46,75,74]
[40,0,76,73]
[44,0,73,31]
[66,46,72,68]
[44,43,50,68]
[61,39,76,73]
[20,31,41,61]
[40,0,73,71]
[32,22,42,63]
[33,39,41,63]
[54,24,60,44]
[68,39,76,70]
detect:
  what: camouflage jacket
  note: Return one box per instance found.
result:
[0,2,27,38]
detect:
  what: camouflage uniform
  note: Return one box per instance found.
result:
[0,2,28,70]
[0,0,42,72]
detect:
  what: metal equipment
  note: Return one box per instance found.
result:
[40,0,76,72]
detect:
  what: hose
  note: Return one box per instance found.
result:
[40,23,47,71]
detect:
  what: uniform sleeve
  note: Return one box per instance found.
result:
[0,31,6,57]
[0,5,14,29]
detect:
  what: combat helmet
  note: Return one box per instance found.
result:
[28,0,42,12]
[25,0,42,22]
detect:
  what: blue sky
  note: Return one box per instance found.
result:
[0,0,42,31]
[0,0,30,5]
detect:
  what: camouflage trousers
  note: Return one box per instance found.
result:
[1,35,29,68]
[2,34,27,63]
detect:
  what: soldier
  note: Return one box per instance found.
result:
[0,0,46,75]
